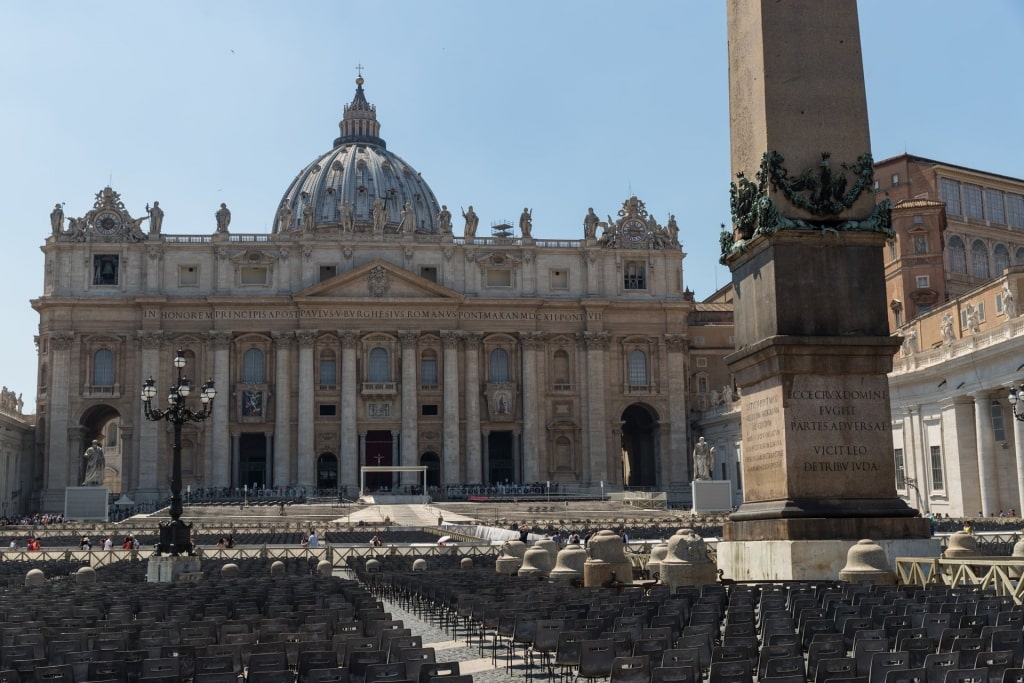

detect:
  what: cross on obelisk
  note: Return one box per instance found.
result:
[717,0,935,580]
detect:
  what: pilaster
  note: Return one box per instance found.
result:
[295,330,317,489]
[441,331,461,484]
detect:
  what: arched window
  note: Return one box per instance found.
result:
[489,349,510,382]
[319,349,336,387]
[947,236,967,275]
[420,350,438,388]
[994,244,1011,277]
[552,350,570,387]
[243,348,265,383]
[1015,246,1024,266]
[368,347,389,382]
[93,349,114,387]
[971,239,990,279]
[628,350,648,387]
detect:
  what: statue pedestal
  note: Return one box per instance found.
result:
[64,486,109,521]
[147,555,202,583]
[691,480,733,513]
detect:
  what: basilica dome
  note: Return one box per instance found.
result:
[274,77,442,235]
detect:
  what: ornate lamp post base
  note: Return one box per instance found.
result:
[158,518,194,556]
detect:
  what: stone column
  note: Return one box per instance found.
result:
[210,331,232,489]
[339,331,359,494]
[399,331,420,482]
[43,334,75,506]
[584,332,609,485]
[441,331,461,484]
[521,332,544,482]
[973,393,997,516]
[1015,415,1024,515]
[296,331,317,490]
[272,332,293,487]
[664,334,689,492]
[391,429,401,489]
[264,431,274,488]
[464,334,483,484]
[135,332,163,498]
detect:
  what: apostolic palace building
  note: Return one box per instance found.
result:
[30,77,698,512]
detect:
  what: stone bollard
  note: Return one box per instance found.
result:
[518,544,554,579]
[316,560,333,577]
[660,528,717,592]
[586,530,633,584]
[944,531,980,559]
[646,540,669,583]
[221,563,240,578]
[534,537,559,568]
[76,566,97,584]
[460,557,474,569]
[550,544,587,585]
[412,558,427,572]
[583,557,613,587]
[270,560,286,577]
[1013,534,1024,558]
[495,540,526,575]
[839,539,896,585]
[25,568,45,587]
[365,558,382,573]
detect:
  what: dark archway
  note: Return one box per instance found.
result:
[365,430,394,490]
[239,433,267,488]
[487,431,515,484]
[420,452,440,488]
[317,452,338,492]
[78,404,121,492]
[621,404,658,488]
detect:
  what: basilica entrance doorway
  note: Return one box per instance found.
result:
[365,430,394,490]
[239,433,267,488]
[487,431,515,485]
[420,452,440,488]
[317,452,338,492]
[621,404,658,488]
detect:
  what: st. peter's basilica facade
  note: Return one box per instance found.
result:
[32,77,694,511]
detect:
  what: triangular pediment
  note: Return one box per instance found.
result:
[294,258,464,301]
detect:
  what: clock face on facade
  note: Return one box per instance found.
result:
[94,211,122,235]
[622,218,647,243]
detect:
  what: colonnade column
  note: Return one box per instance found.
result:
[210,331,233,489]
[339,332,359,495]
[464,334,482,484]
[1014,410,1024,514]
[441,331,461,484]
[135,332,162,497]
[664,334,689,490]
[973,393,997,516]
[296,331,317,490]
[399,331,420,483]
[584,332,609,485]
[272,332,293,488]
[520,332,543,482]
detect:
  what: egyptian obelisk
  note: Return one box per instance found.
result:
[718,0,937,580]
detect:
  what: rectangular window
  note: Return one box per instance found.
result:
[319,265,337,282]
[964,184,984,219]
[179,265,199,287]
[693,336,705,345]
[550,269,569,290]
[894,448,906,489]
[930,445,944,491]
[624,262,646,290]
[240,266,268,285]
[421,404,438,416]
[891,174,900,187]
[1007,193,1024,228]
[914,236,928,254]
[318,404,337,417]
[697,375,709,393]
[419,266,438,283]
[486,269,512,287]
[939,178,962,215]
[978,301,986,322]
[997,292,1006,315]
[985,189,1006,223]
[916,276,929,288]
[991,400,1007,443]
[93,255,119,286]
[888,240,897,261]
[913,215,924,224]
[420,358,438,388]
[319,359,337,387]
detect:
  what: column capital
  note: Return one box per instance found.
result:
[137,331,164,350]
[51,332,75,351]
[441,330,462,349]
[296,330,318,348]
[271,331,295,349]
[209,331,233,350]
[520,331,545,350]
[464,332,483,349]
[663,334,688,352]
[339,330,361,348]
[582,331,610,351]
[391,429,401,437]
[398,331,420,347]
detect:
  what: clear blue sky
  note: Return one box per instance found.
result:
[2,1,1022,408]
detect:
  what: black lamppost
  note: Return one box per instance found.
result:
[142,349,216,555]
[1010,385,1024,422]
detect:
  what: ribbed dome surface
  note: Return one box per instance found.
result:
[274,77,441,235]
